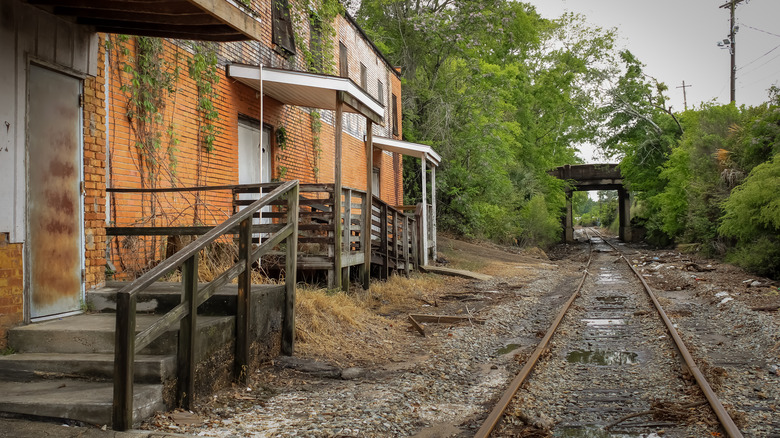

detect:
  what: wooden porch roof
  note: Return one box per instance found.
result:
[25,0,262,41]
[373,136,441,166]
[226,64,385,125]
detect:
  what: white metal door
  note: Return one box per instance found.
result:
[27,65,84,319]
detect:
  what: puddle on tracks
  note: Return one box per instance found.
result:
[566,349,639,365]
[495,343,520,355]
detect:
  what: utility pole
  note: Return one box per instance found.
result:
[677,80,692,111]
[719,0,747,103]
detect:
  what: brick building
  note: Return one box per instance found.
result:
[0,0,427,345]
[104,4,407,281]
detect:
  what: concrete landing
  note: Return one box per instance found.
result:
[0,416,191,437]
[8,314,234,357]
[418,265,493,281]
[0,379,164,426]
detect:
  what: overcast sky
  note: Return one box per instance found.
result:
[523,0,780,163]
[525,0,780,110]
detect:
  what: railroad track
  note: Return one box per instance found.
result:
[475,228,744,437]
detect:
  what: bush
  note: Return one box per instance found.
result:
[517,195,561,248]
[719,153,780,278]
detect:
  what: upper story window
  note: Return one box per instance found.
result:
[339,42,348,77]
[360,63,367,90]
[272,0,296,55]
[309,16,324,72]
[377,80,384,105]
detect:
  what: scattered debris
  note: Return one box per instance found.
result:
[684,263,715,272]
[408,314,486,325]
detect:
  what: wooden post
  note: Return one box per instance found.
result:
[333,96,344,290]
[381,203,389,279]
[430,164,436,262]
[392,210,399,272]
[282,183,299,355]
[421,154,428,265]
[178,254,198,409]
[236,217,252,383]
[341,188,351,291]
[403,215,410,277]
[362,120,373,290]
[112,292,136,431]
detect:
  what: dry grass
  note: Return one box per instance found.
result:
[293,273,443,367]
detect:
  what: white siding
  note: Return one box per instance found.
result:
[0,0,97,243]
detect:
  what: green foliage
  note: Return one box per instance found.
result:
[111,35,180,187]
[187,42,221,152]
[517,195,561,249]
[357,1,619,247]
[719,154,780,277]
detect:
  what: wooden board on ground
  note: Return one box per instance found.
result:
[409,314,486,325]
[419,265,493,282]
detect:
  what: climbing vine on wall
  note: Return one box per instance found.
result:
[110,35,180,187]
[187,42,221,153]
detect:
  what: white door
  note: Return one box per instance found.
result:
[237,120,271,227]
[27,65,84,319]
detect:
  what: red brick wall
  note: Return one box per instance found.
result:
[105,4,405,272]
[0,233,23,349]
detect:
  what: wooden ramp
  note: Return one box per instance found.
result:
[419,265,492,282]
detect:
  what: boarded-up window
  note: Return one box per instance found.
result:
[339,42,348,77]
[377,80,384,105]
[391,93,399,136]
[360,63,367,90]
[272,0,295,54]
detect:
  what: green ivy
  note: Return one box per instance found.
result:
[111,35,180,186]
[187,42,221,152]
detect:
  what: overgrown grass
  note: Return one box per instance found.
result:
[293,274,442,366]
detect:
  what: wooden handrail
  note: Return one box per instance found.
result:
[112,180,299,430]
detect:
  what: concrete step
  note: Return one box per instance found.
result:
[8,313,234,357]
[0,353,175,383]
[89,281,285,315]
[0,379,163,426]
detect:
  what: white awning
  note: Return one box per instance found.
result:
[226,64,384,125]
[372,136,441,167]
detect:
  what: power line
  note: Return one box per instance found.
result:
[737,42,780,71]
[738,50,780,77]
[742,23,780,39]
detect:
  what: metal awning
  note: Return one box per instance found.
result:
[227,64,384,125]
[373,136,441,166]
[26,0,262,41]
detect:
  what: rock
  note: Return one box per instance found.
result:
[341,367,367,380]
[750,281,762,288]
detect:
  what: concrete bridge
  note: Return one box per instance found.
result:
[549,164,632,242]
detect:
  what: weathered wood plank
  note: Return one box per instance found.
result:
[418,265,492,282]
[409,314,486,325]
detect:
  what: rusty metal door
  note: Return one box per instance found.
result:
[27,65,84,319]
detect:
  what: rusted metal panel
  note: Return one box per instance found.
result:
[28,65,83,318]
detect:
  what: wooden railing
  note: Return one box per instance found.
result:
[111,181,299,430]
[231,184,418,288]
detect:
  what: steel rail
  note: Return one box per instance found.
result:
[474,230,595,438]
[594,230,743,438]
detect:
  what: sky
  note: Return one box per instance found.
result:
[523,0,780,172]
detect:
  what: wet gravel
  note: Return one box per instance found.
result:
[143,237,779,437]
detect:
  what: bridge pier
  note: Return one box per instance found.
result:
[618,187,632,242]
[563,189,574,243]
